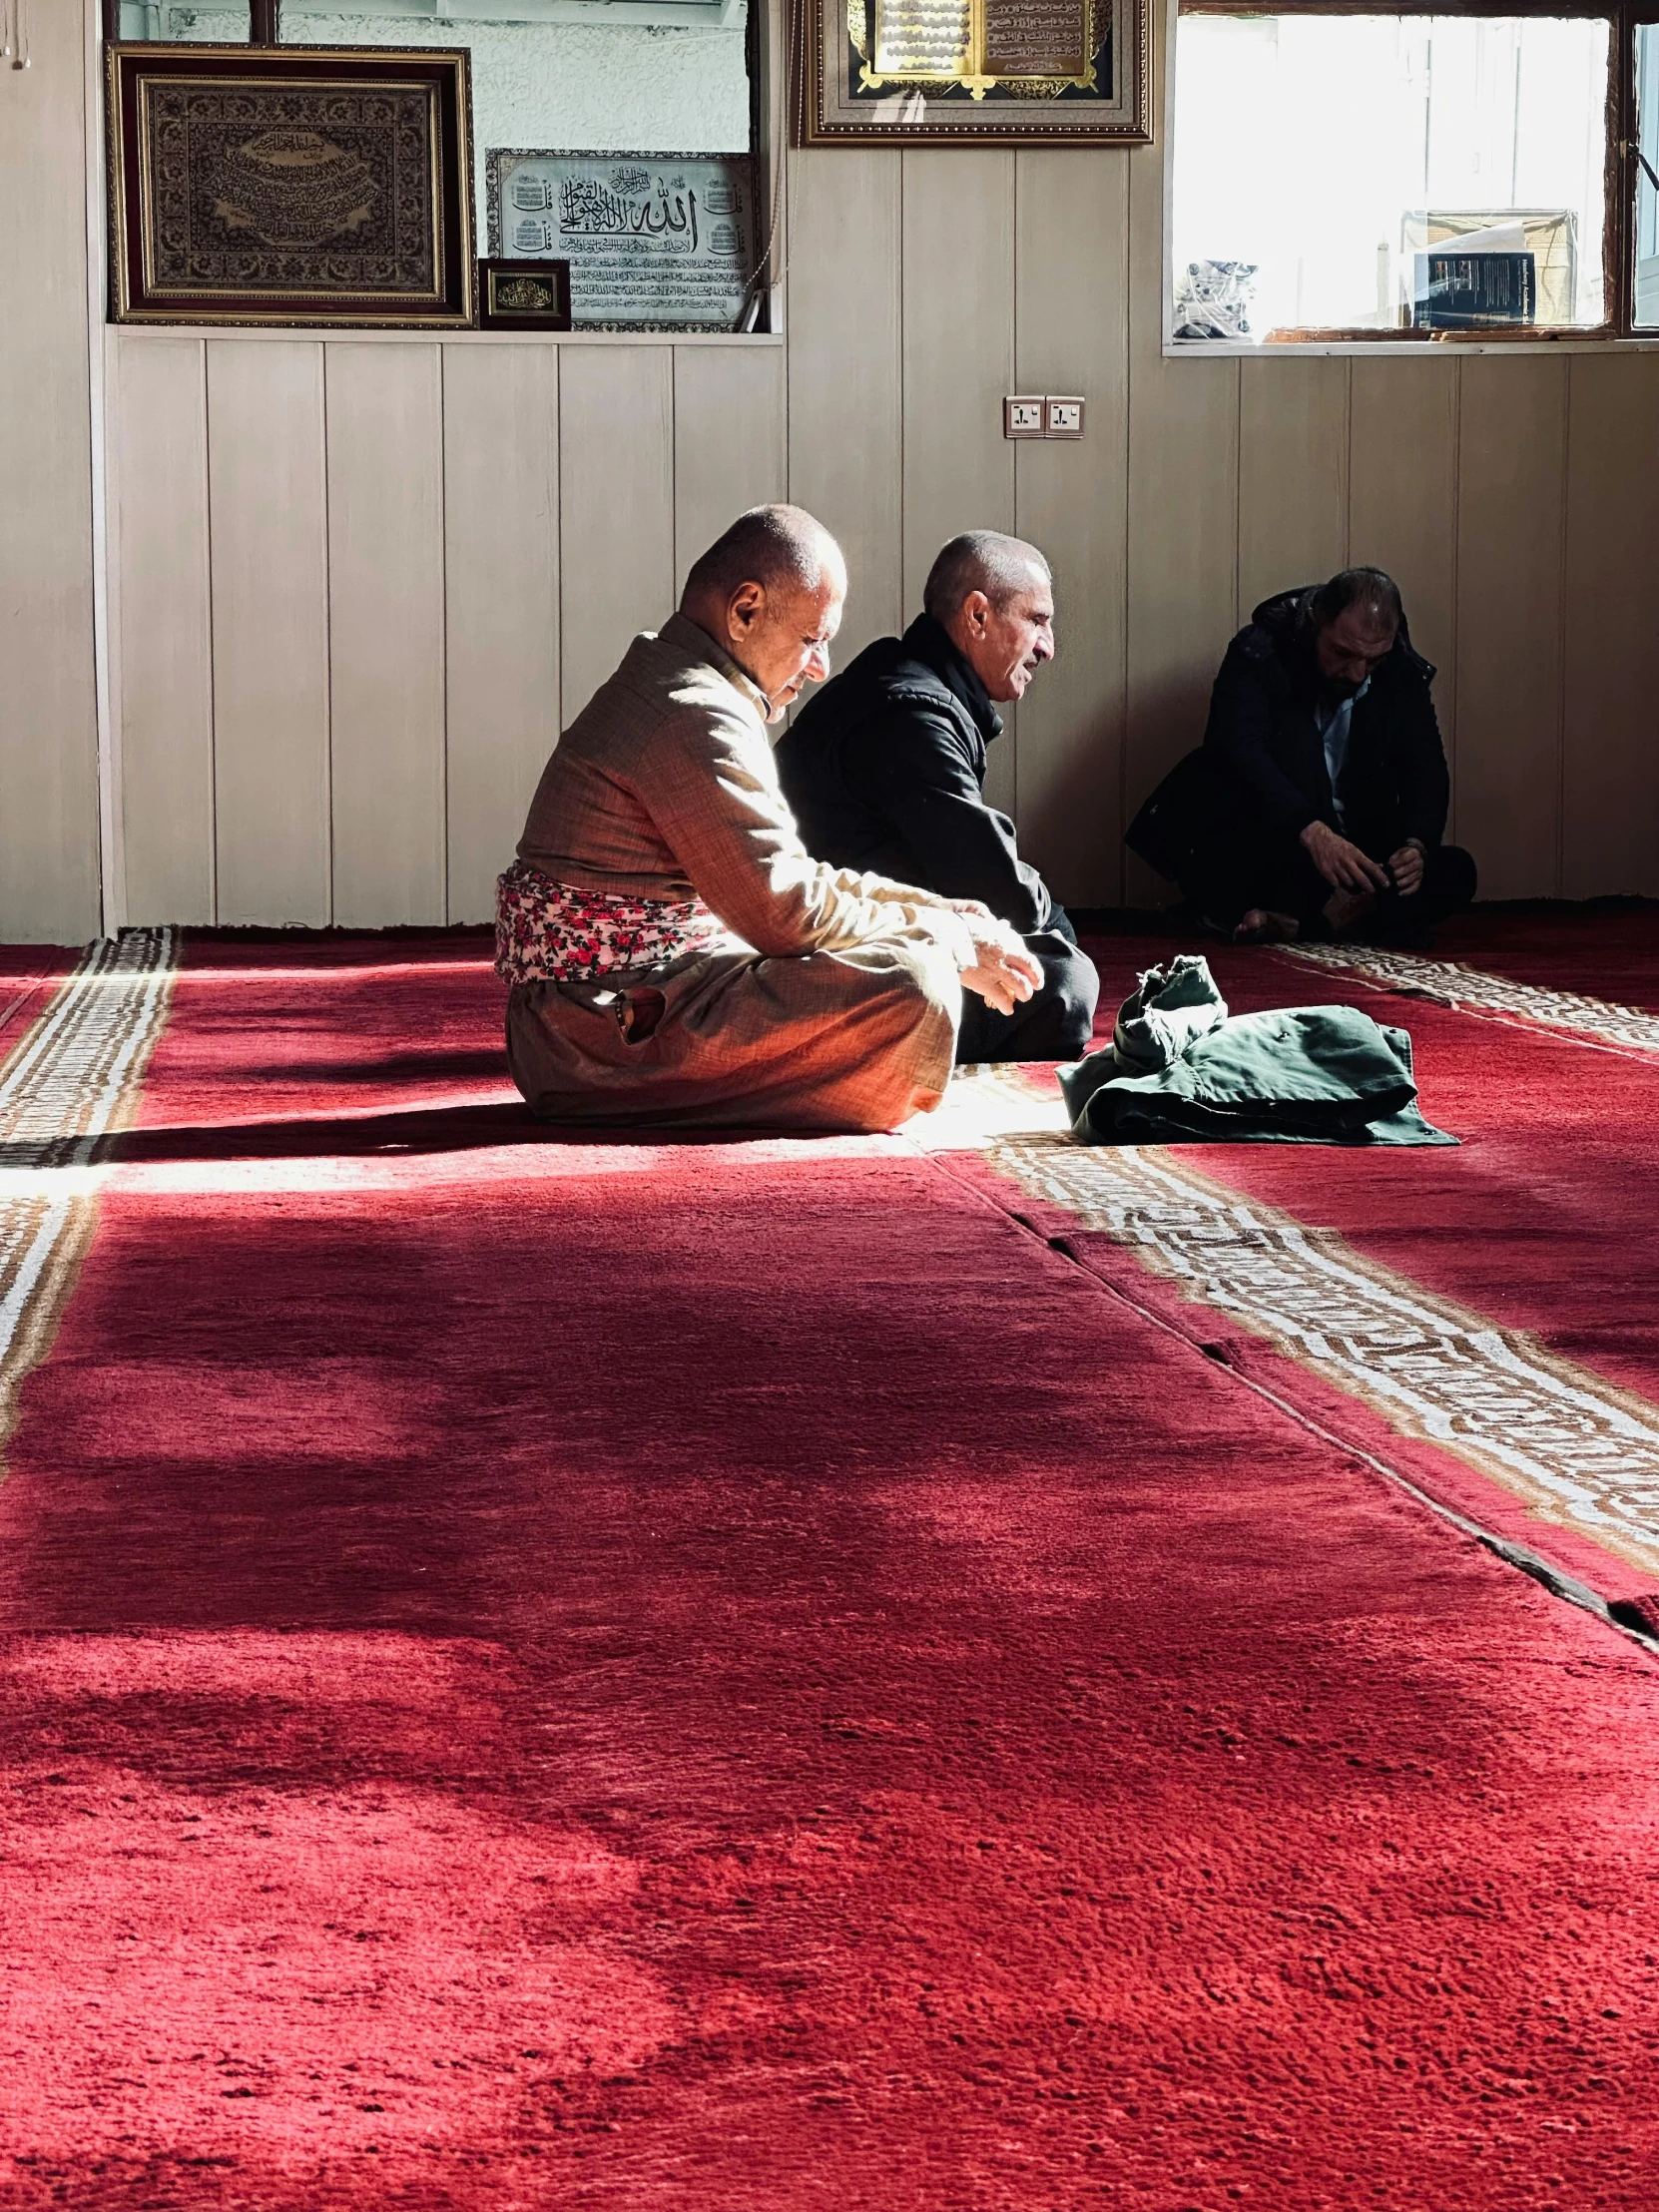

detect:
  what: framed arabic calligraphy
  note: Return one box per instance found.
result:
[106,45,475,327]
[485,151,759,332]
[798,0,1149,143]
[478,259,573,332]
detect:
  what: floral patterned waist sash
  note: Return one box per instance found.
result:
[494,857,724,984]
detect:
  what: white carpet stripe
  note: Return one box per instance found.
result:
[0,930,177,1449]
[946,1084,1659,1582]
[1282,941,1659,1056]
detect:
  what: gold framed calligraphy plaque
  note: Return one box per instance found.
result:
[107,45,475,327]
[478,259,573,330]
[800,0,1148,143]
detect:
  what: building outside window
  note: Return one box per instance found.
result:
[1170,3,1659,342]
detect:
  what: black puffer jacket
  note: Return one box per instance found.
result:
[777,614,1052,933]
[1128,586,1450,878]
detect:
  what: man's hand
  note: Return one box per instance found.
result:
[944,895,994,920]
[1300,820,1390,894]
[1387,839,1426,897]
[959,920,1042,1016]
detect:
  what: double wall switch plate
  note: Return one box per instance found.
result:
[1003,394,1086,439]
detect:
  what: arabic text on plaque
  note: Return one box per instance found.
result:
[981,0,1089,75]
[872,0,973,76]
[490,153,754,329]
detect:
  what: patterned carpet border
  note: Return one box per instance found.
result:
[929,1069,1659,1584]
[1281,940,1659,1056]
[0,929,176,1454]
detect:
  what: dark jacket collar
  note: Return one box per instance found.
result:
[900,613,1004,744]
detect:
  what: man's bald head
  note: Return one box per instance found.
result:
[922,531,1055,705]
[683,504,844,609]
[681,505,846,725]
[922,532,1051,626]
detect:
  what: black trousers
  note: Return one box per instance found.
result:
[1180,834,1478,939]
[955,904,1101,1064]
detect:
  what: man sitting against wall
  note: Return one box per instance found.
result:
[1127,566,1477,943]
[775,531,1100,1063]
[496,504,1042,1133]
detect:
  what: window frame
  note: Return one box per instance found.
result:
[1166,0,1659,350]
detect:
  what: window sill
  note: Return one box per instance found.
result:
[1165,334,1659,358]
[109,325,784,347]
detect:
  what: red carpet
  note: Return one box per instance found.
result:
[995,925,1659,1611]
[0,946,76,1059]
[1436,906,1659,1013]
[1064,930,1659,1417]
[2,934,1659,2207]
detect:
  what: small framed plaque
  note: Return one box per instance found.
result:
[106,44,474,327]
[478,258,573,330]
[799,0,1149,145]
[485,150,758,331]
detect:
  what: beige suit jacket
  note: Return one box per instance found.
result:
[516,612,972,965]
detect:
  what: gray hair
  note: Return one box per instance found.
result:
[1311,565,1402,633]
[923,531,1051,623]
[683,503,841,605]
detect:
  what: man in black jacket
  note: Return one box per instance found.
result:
[777,532,1099,1062]
[1127,567,1476,941]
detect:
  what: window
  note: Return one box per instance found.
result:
[1170,3,1659,342]
[1638,20,1659,319]
[117,3,255,34]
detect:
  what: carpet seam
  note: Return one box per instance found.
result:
[915,1134,1659,1667]
[929,1058,1659,1583]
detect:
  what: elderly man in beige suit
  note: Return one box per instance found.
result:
[497,505,1041,1132]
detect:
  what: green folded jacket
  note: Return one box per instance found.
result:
[1060,955,1456,1148]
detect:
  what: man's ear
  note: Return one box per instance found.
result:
[727,580,766,637]
[961,589,993,636]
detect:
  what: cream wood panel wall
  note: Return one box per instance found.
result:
[326,344,449,927]
[1123,93,1239,910]
[1012,149,1130,902]
[112,338,214,927]
[78,0,1659,934]
[1237,359,1350,617]
[1561,354,1659,899]
[1454,357,1568,900]
[786,151,904,668]
[558,347,676,733]
[208,342,333,926]
[673,342,789,595]
[901,152,1020,818]
[1348,360,1459,819]
[443,344,562,925]
[0,0,102,943]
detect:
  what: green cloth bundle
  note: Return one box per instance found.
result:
[1060,954,1456,1147]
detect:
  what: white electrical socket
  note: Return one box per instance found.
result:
[1005,394,1086,438]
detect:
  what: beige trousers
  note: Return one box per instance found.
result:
[505,934,961,1134]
